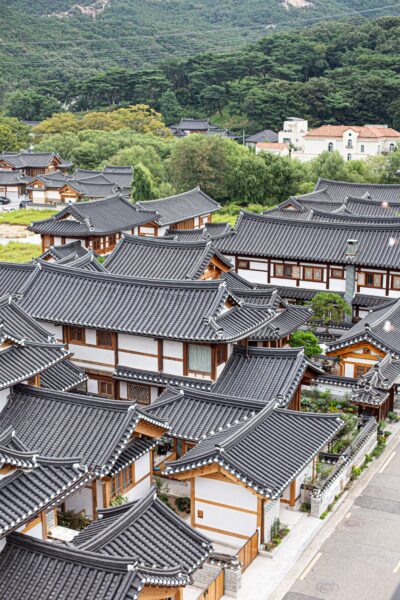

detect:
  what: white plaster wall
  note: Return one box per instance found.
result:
[54,236,62,245]
[216,362,226,378]
[65,485,93,518]
[41,322,63,341]
[87,378,98,395]
[0,388,10,413]
[329,279,346,292]
[295,462,313,497]
[163,340,183,359]
[96,479,104,510]
[85,329,97,345]
[150,387,159,402]
[250,261,268,271]
[69,343,115,368]
[126,475,152,502]
[118,351,158,371]
[239,269,267,285]
[0,538,5,553]
[357,286,384,297]
[163,359,183,375]
[344,363,355,377]
[21,521,44,539]
[194,498,257,542]
[135,452,151,481]
[196,477,257,510]
[139,226,156,234]
[119,381,127,399]
[118,334,157,353]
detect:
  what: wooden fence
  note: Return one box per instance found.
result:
[197,569,225,600]
[237,530,259,573]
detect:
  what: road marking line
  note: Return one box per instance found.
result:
[393,560,400,574]
[346,512,352,519]
[300,552,322,580]
[379,451,396,473]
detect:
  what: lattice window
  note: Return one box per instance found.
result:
[127,382,151,405]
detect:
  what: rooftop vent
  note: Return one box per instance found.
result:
[346,239,358,257]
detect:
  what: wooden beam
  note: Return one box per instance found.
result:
[135,420,168,438]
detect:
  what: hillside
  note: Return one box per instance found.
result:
[1,0,399,92]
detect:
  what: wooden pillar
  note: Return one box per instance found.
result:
[190,478,195,528]
[289,480,296,507]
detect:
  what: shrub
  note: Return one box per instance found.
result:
[175,496,191,513]
[388,411,400,422]
[110,494,127,507]
[57,510,91,531]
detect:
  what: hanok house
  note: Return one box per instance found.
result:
[165,405,343,546]
[0,532,188,600]
[0,428,90,540]
[38,252,108,274]
[0,384,168,534]
[39,240,93,262]
[104,235,232,280]
[216,209,400,318]
[0,295,87,411]
[326,299,400,379]
[350,354,400,420]
[0,170,30,202]
[73,486,213,600]
[165,221,232,242]
[17,262,277,402]
[26,172,122,206]
[28,194,159,255]
[136,187,220,235]
[0,152,71,177]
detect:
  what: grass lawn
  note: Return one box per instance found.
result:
[0,209,57,226]
[0,242,42,263]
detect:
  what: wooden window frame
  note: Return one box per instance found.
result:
[238,259,250,270]
[98,379,115,399]
[274,263,300,280]
[361,271,383,289]
[303,266,324,283]
[216,343,227,366]
[96,330,116,349]
[330,268,344,280]
[184,342,212,377]
[355,365,370,378]
[391,275,400,291]
[127,382,151,405]
[67,326,86,345]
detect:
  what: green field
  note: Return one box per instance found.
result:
[0,209,57,226]
[0,241,41,263]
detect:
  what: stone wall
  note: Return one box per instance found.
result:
[192,559,242,598]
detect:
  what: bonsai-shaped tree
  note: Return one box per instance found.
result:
[289,330,322,359]
[310,292,351,331]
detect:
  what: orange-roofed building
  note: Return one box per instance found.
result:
[300,124,400,162]
[255,142,290,157]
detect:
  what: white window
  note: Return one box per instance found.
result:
[347,154,352,161]
[188,344,211,374]
[360,144,365,153]
[328,142,333,152]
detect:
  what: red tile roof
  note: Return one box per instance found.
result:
[304,125,400,139]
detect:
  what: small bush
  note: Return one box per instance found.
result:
[300,502,311,513]
[175,496,190,513]
[57,510,91,531]
[388,411,400,422]
[110,494,127,507]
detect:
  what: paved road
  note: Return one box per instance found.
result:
[283,438,400,600]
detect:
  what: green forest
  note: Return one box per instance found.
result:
[2,15,400,132]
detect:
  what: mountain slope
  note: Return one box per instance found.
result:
[1,0,399,91]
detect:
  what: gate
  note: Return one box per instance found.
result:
[237,530,259,572]
[197,569,225,600]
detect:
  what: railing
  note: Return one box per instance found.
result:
[236,530,259,573]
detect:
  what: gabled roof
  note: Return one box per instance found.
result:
[176,118,211,130]
[74,486,212,577]
[327,299,400,356]
[216,210,400,269]
[0,296,71,390]
[212,346,321,404]
[0,384,166,475]
[40,240,91,261]
[0,262,36,296]
[137,187,220,226]
[351,354,400,406]
[165,222,232,241]
[0,453,89,537]
[314,178,400,203]
[39,359,88,392]
[0,170,26,185]
[113,366,212,391]
[18,262,276,342]
[0,152,62,169]
[166,406,343,498]
[29,195,158,237]
[145,386,265,441]
[305,125,400,139]
[0,533,145,599]
[246,129,279,143]
[104,235,231,280]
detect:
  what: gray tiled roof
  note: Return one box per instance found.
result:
[166,406,343,498]
[0,296,70,390]
[74,486,212,577]
[165,222,232,241]
[0,152,61,169]
[286,194,400,218]
[353,294,389,309]
[213,346,322,404]
[108,436,157,476]
[29,195,158,237]
[176,118,211,130]
[40,241,91,261]
[18,263,276,342]
[246,129,279,143]
[39,359,88,392]
[216,210,400,269]
[114,365,212,391]
[250,305,312,341]
[351,354,400,407]
[0,384,164,474]
[137,187,220,226]
[315,178,400,203]
[0,170,26,185]
[145,387,265,441]
[0,456,89,537]
[328,299,400,356]
[54,252,108,272]
[104,235,231,280]
[0,534,144,600]
[0,262,36,296]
